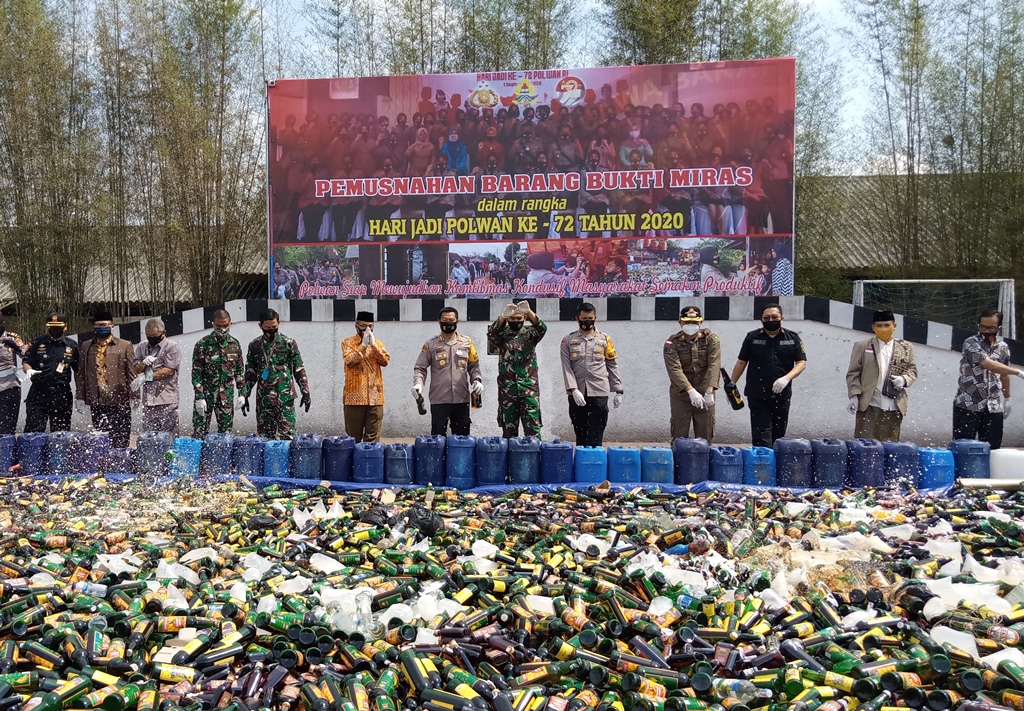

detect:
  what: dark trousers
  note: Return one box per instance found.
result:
[953,405,1004,450]
[430,403,470,436]
[748,396,791,447]
[0,388,20,435]
[24,384,72,433]
[92,405,132,448]
[568,395,609,447]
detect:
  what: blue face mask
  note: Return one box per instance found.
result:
[94,326,112,338]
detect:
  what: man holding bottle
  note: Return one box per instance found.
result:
[664,305,721,443]
[413,307,483,436]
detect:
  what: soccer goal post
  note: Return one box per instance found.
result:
[852,279,1016,340]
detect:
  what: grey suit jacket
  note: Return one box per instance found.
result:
[847,337,917,416]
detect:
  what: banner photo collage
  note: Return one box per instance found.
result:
[267,59,796,300]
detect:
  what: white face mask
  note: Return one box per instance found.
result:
[629,130,641,139]
[681,323,700,335]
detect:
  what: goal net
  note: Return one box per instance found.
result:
[852,279,1016,339]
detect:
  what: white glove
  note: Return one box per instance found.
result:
[470,381,483,395]
[362,329,374,346]
[571,389,587,407]
[1004,400,1012,419]
[501,304,516,319]
[142,355,157,367]
[131,398,140,411]
[772,376,791,394]
[235,395,245,410]
[1016,370,1024,380]
[412,384,423,398]
[195,398,208,416]
[130,374,145,392]
[687,389,705,410]
[516,301,531,314]
[74,400,86,415]
[892,376,906,389]
[20,368,41,382]
[848,396,859,415]
[704,391,715,408]
[613,393,624,409]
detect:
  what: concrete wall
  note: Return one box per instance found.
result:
[38,296,1024,447]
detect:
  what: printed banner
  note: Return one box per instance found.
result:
[266,59,796,300]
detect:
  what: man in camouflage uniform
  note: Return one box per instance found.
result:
[192,309,245,438]
[244,309,310,440]
[664,305,721,443]
[487,301,546,438]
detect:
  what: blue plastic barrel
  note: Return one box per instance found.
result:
[103,448,135,474]
[640,446,673,484]
[385,443,415,485]
[509,437,541,484]
[323,436,355,482]
[137,431,174,477]
[414,435,446,486]
[710,446,743,484]
[812,438,847,488]
[607,446,641,483]
[847,438,885,487]
[575,446,608,483]
[446,435,477,489]
[76,433,110,476]
[883,441,920,487]
[17,432,48,477]
[353,442,385,484]
[47,431,78,477]
[202,433,236,476]
[673,438,709,484]
[476,437,509,486]
[0,434,15,473]
[263,440,291,478]
[742,447,777,486]
[948,439,991,479]
[290,434,324,480]
[169,438,203,477]
[541,439,574,485]
[919,448,956,489]
[233,436,267,477]
[774,438,813,488]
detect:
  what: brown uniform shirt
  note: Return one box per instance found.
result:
[663,328,722,394]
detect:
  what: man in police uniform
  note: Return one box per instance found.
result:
[22,311,79,434]
[730,303,806,446]
[560,302,622,447]
[664,306,721,443]
[413,307,483,436]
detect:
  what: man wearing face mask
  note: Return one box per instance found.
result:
[342,311,390,443]
[191,310,245,439]
[413,307,483,436]
[952,309,1024,449]
[22,312,79,434]
[664,306,721,443]
[244,309,311,440]
[846,310,917,442]
[77,310,136,448]
[0,313,26,435]
[730,303,806,447]
[560,303,623,447]
[131,318,182,434]
[488,301,547,438]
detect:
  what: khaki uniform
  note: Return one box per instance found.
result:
[663,328,721,442]
[559,330,622,396]
[413,334,482,405]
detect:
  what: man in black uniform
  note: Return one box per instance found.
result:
[22,311,80,433]
[730,303,806,446]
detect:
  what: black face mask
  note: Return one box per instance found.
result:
[508,321,524,332]
[48,328,64,340]
[440,322,457,334]
[762,320,782,333]
[262,329,278,339]
[147,335,164,347]
[578,319,596,331]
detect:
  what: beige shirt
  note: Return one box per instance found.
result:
[869,337,897,411]
[560,329,622,397]
[413,333,482,405]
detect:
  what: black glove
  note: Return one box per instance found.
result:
[241,396,250,416]
[0,337,18,350]
[300,392,311,412]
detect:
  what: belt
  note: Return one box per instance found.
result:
[0,367,16,378]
